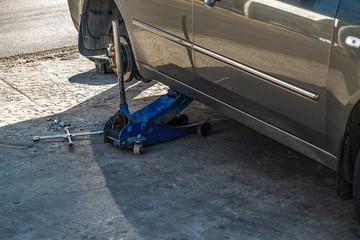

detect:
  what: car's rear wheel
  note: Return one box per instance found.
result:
[338,105,360,200]
[353,151,360,223]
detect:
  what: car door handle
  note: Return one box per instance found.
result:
[204,0,221,7]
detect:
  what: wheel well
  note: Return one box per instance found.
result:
[78,0,150,83]
[338,101,360,199]
[78,0,122,56]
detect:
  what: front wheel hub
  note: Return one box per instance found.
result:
[108,35,135,82]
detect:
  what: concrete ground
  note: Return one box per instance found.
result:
[1,49,360,239]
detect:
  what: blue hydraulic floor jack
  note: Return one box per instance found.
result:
[104,20,211,154]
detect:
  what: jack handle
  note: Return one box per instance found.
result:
[112,20,127,106]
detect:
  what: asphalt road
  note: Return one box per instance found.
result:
[0,0,77,58]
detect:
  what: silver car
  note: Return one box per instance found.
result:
[68,0,360,222]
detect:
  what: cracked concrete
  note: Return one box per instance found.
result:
[1,49,360,239]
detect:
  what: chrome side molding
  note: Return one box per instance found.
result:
[132,18,320,101]
[132,19,192,48]
[192,45,320,101]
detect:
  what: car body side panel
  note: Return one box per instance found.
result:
[193,0,339,151]
[67,0,83,30]
[118,0,196,84]
[140,63,338,170]
[327,2,360,158]
[68,0,343,169]
[115,0,339,169]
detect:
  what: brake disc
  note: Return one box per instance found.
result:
[108,35,135,82]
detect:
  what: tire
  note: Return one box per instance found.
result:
[353,151,360,223]
[338,105,360,200]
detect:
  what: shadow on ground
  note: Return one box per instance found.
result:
[68,69,118,85]
[0,72,360,240]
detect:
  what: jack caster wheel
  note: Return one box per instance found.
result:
[197,122,212,137]
[133,143,144,155]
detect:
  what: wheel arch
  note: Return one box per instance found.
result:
[77,0,149,82]
[78,0,122,56]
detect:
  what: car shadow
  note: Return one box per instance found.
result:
[68,69,118,85]
[1,76,360,239]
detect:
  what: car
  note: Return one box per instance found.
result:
[68,0,360,222]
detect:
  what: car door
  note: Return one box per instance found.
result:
[122,0,195,83]
[193,0,339,149]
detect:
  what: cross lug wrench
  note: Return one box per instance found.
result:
[33,127,103,148]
